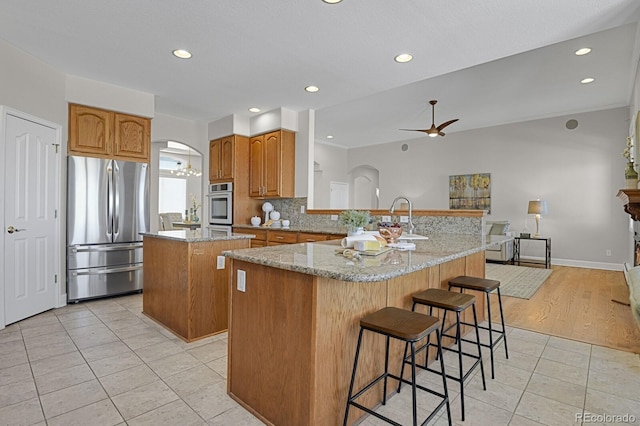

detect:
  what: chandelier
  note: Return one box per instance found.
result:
[171,149,202,177]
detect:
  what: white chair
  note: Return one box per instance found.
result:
[159,212,183,230]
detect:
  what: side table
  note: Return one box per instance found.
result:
[513,236,551,268]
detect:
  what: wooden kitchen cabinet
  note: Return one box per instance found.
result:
[267,230,298,246]
[69,103,150,162]
[249,130,295,198]
[233,227,267,247]
[209,136,235,182]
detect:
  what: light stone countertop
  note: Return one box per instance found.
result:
[223,234,513,282]
[141,230,254,243]
[232,223,347,235]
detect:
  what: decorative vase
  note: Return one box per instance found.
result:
[348,227,364,237]
[625,161,638,189]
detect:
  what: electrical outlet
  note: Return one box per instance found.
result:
[237,270,246,292]
[331,215,339,221]
[300,205,306,213]
[400,216,409,223]
[216,256,225,269]
[606,249,612,257]
[381,215,391,222]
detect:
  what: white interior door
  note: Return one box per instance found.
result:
[329,181,348,209]
[3,110,60,325]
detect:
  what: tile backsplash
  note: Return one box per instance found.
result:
[264,197,482,235]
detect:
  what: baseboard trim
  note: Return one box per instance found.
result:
[57,293,67,308]
[518,256,624,271]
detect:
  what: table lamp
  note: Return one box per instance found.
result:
[527,199,546,237]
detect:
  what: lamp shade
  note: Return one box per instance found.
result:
[527,199,547,215]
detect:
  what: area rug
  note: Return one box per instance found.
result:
[485,263,553,299]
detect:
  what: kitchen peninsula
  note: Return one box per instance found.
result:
[223,233,509,426]
[141,230,252,342]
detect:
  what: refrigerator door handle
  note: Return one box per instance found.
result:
[113,161,120,238]
[106,161,113,239]
[69,243,142,253]
[70,264,143,276]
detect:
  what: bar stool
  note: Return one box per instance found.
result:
[447,276,508,379]
[404,288,486,422]
[343,307,451,426]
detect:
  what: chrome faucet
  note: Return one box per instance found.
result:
[389,196,415,235]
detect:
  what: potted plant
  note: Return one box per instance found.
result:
[339,210,371,236]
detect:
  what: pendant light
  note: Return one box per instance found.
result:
[171,149,202,177]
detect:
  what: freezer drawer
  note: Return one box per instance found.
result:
[67,263,143,302]
[67,243,143,269]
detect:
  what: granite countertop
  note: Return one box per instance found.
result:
[232,224,347,235]
[141,230,254,242]
[223,233,513,282]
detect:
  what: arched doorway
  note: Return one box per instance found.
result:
[151,140,203,231]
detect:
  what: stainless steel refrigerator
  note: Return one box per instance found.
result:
[67,155,149,302]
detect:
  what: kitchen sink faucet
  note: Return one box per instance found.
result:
[389,196,415,235]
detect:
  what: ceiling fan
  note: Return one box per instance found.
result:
[401,99,459,137]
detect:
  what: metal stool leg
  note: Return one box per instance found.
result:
[343,328,364,426]
[486,291,495,379]
[497,288,509,359]
[456,311,466,421]
[436,329,452,426]
[410,342,418,426]
[472,304,486,391]
[382,336,390,405]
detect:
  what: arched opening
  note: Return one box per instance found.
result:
[349,165,380,209]
[151,140,203,231]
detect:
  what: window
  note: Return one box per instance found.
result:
[159,176,186,214]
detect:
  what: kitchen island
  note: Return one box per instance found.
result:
[223,234,510,426]
[141,230,252,342]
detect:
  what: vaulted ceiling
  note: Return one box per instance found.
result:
[1,0,639,148]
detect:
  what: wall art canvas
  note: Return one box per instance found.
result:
[449,173,491,213]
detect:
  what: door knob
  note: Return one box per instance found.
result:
[7,226,26,234]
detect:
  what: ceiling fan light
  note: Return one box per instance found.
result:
[428,132,438,138]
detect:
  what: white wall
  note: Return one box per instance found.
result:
[314,141,348,208]
[346,107,630,269]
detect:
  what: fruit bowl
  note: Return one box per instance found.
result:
[378,224,403,243]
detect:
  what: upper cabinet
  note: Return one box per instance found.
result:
[68,103,150,162]
[249,130,295,198]
[209,136,235,182]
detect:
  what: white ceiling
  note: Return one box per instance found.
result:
[1,0,639,148]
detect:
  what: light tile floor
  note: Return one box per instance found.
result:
[0,293,638,425]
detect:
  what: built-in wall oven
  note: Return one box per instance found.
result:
[208,182,233,227]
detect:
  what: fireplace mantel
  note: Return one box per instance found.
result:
[617,189,640,220]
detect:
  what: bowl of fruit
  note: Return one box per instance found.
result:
[378,222,403,243]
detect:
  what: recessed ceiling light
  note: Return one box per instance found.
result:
[305,85,319,93]
[581,77,595,84]
[322,0,343,3]
[394,53,413,63]
[248,107,261,113]
[575,47,591,56]
[327,135,334,139]
[172,49,192,59]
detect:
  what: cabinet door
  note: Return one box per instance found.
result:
[262,131,281,197]
[220,136,234,180]
[68,104,112,157]
[209,139,222,182]
[249,135,264,197]
[113,113,150,162]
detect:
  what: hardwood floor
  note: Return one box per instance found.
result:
[494,264,640,354]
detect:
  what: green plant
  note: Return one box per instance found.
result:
[338,210,371,228]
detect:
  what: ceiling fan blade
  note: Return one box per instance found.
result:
[438,131,446,137]
[400,128,431,133]
[437,118,459,131]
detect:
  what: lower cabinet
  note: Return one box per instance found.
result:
[232,228,343,247]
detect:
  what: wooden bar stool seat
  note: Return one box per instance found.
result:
[343,307,451,426]
[404,288,486,422]
[448,275,509,379]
